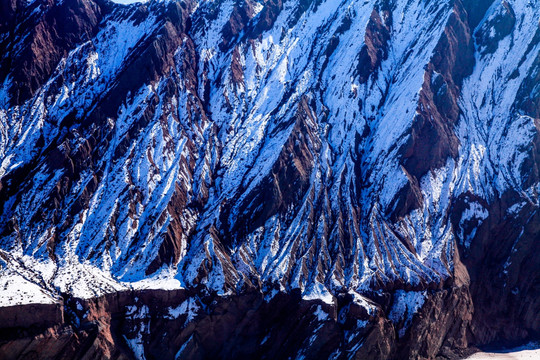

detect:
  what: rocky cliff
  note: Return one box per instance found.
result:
[0,0,538,358]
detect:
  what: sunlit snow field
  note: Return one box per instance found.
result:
[467,343,540,359]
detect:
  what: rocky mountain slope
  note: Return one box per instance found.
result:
[0,0,538,358]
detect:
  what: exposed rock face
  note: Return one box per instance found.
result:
[0,0,106,104]
[0,290,393,359]
[0,0,539,358]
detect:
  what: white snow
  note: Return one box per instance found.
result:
[0,252,59,306]
[302,281,335,305]
[313,305,328,321]
[467,343,540,360]
[124,305,149,360]
[388,290,426,337]
[168,298,200,324]
[0,0,538,318]
[0,273,57,307]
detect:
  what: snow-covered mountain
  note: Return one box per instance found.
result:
[0,0,538,358]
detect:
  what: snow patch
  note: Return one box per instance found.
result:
[168,298,200,324]
[388,290,426,337]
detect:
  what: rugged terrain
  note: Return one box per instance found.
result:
[0,0,539,358]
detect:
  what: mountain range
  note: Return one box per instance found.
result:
[0,0,539,358]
